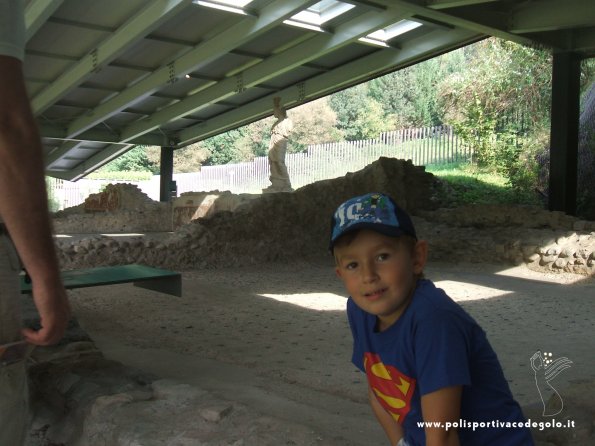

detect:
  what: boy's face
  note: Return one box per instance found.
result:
[334,229,427,331]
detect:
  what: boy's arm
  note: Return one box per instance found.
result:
[421,386,462,446]
[368,386,404,446]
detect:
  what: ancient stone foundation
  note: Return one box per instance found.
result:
[53,158,595,276]
[53,183,172,233]
[35,159,595,445]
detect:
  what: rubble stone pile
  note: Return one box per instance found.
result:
[53,157,595,275]
[53,183,171,233]
[27,345,323,446]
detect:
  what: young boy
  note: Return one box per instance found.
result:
[330,193,533,446]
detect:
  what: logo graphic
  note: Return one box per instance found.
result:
[364,352,416,423]
[530,350,573,416]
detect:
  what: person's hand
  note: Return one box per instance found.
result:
[22,279,71,345]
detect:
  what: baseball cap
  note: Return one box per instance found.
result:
[329,192,417,251]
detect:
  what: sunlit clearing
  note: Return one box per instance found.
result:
[259,292,346,311]
[495,265,586,285]
[100,233,146,237]
[434,280,513,302]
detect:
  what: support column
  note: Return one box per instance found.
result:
[160,146,174,202]
[548,51,581,215]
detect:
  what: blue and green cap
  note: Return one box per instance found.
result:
[329,192,417,251]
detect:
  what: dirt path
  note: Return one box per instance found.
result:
[69,260,595,444]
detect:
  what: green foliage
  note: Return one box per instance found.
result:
[369,51,465,127]
[201,128,250,165]
[197,97,342,163]
[440,39,553,128]
[287,98,343,151]
[329,84,393,140]
[87,170,153,181]
[171,143,210,173]
[581,58,595,95]
[437,39,555,201]
[426,162,541,207]
[98,146,158,173]
[45,177,61,212]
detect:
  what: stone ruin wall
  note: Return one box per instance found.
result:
[53,183,173,233]
[52,158,595,276]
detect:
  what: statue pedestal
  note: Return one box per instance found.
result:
[262,185,293,194]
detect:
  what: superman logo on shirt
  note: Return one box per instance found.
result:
[364,352,416,423]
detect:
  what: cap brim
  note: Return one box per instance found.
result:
[329,222,411,252]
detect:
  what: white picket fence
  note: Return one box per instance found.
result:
[47,125,471,210]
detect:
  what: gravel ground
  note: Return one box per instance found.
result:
[68,260,595,445]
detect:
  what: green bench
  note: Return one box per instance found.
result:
[20,264,182,297]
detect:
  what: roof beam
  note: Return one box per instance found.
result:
[527,28,595,55]
[176,27,480,146]
[48,144,136,181]
[63,0,318,140]
[426,0,499,9]
[372,0,555,50]
[25,0,64,41]
[45,141,84,170]
[119,6,413,143]
[31,0,192,115]
[45,141,83,168]
[509,0,595,34]
[573,28,595,56]
[39,123,166,147]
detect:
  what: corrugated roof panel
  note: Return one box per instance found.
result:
[123,95,177,116]
[113,39,190,71]
[184,102,234,120]
[192,52,263,79]
[103,111,148,127]
[152,4,243,43]
[82,65,150,92]
[256,65,324,89]
[305,42,381,70]
[237,24,315,56]
[53,0,148,28]
[59,86,115,110]
[42,104,87,123]
[27,21,109,59]
[24,53,74,82]
[155,76,215,98]
[160,117,204,132]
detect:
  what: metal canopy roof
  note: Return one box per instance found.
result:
[23,0,595,181]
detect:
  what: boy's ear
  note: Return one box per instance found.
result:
[335,267,343,279]
[412,240,428,274]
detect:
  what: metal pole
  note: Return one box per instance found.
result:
[548,51,581,215]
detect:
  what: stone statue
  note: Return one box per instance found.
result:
[263,97,293,193]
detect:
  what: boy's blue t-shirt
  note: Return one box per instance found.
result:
[347,279,533,446]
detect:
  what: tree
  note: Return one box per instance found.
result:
[285,98,342,151]
[201,97,342,160]
[99,146,158,173]
[437,39,553,195]
[173,143,210,172]
[329,84,394,140]
[201,128,250,165]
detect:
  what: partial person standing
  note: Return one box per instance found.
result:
[0,0,71,444]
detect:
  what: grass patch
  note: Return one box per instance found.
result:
[87,171,153,181]
[425,162,542,207]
